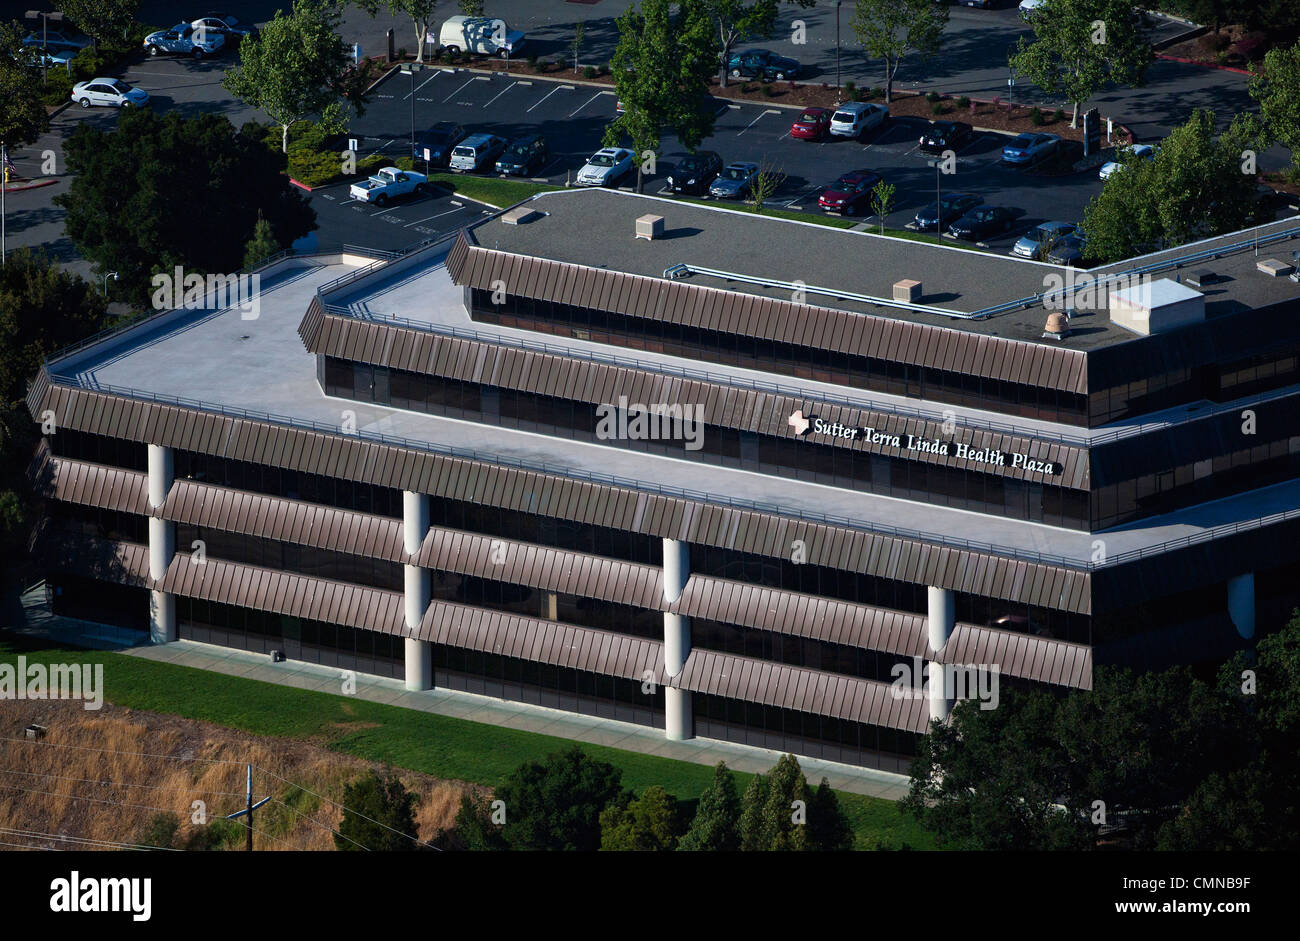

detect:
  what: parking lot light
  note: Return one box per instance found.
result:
[26,10,64,87]
[927,159,943,233]
[836,2,842,103]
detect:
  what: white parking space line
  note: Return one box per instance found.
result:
[569,90,613,117]
[370,196,432,216]
[442,76,483,102]
[402,71,442,99]
[483,81,517,108]
[526,84,569,112]
[402,206,467,227]
[738,109,780,136]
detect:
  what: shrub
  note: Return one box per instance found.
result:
[869,86,884,99]
[583,65,597,79]
[1030,106,1045,125]
[843,79,855,98]
[956,95,970,110]
[527,54,539,71]
[397,47,407,60]
[925,91,940,103]
[1053,108,1065,123]
[931,101,944,115]
[761,83,774,97]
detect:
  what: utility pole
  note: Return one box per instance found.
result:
[226,765,271,851]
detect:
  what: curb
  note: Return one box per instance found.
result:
[1156,53,1252,75]
[2,178,58,194]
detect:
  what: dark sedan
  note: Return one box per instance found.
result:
[818,170,882,216]
[913,192,983,232]
[413,121,466,166]
[918,120,973,155]
[495,134,549,176]
[727,48,801,81]
[946,206,1019,241]
[667,151,723,195]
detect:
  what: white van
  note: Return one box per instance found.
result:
[829,101,890,139]
[449,134,506,172]
[435,15,526,58]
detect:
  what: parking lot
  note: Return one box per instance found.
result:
[313,65,1111,254]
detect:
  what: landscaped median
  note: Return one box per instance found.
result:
[0,639,937,850]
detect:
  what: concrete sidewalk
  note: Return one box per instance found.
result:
[122,639,911,800]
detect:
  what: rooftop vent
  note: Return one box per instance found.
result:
[1256,258,1295,277]
[501,207,541,226]
[635,213,664,241]
[1186,269,1219,288]
[1043,312,1070,341]
[1109,277,1205,336]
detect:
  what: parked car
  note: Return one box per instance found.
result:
[818,170,883,216]
[1018,0,1045,17]
[726,48,801,81]
[576,147,635,187]
[918,120,973,155]
[349,167,429,205]
[791,107,832,141]
[20,40,79,70]
[1045,233,1087,265]
[437,15,525,57]
[709,162,761,199]
[1012,221,1078,259]
[829,102,890,139]
[143,23,225,58]
[1099,143,1155,180]
[666,151,723,195]
[913,192,983,232]
[193,12,259,47]
[495,134,549,176]
[70,78,150,109]
[1001,132,1061,165]
[946,206,1019,241]
[412,122,466,167]
[22,28,90,49]
[449,133,507,172]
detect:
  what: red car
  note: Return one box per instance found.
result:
[818,169,883,216]
[791,108,832,140]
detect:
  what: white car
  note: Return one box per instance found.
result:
[1099,144,1155,180]
[829,102,889,139]
[1018,0,1045,16]
[349,167,430,206]
[576,147,635,187]
[70,78,150,109]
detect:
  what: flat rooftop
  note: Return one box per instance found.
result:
[48,253,1300,570]
[465,189,1300,351]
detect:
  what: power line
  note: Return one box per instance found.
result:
[257,767,437,851]
[0,825,180,852]
[0,767,247,799]
[263,796,372,851]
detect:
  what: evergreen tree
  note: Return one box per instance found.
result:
[435,791,508,850]
[806,777,855,851]
[243,213,282,269]
[495,747,625,851]
[599,786,684,851]
[738,772,768,851]
[759,753,810,851]
[678,762,741,851]
[335,770,420,850]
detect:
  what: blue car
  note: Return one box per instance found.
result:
[1002,132,1061,165]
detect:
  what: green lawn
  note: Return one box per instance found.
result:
[0,639,936,850]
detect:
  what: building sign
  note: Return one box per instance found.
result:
[786,410,1061,476]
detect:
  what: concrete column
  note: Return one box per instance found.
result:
[146,445,176,644]
[661,538,692,741]
[540,590,558,620]
[403,491,433,691]
[1228,573,1255,640]
[927,586,955,723]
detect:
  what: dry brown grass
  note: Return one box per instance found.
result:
[0,699,482,851]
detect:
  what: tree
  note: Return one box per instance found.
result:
[1080,109,1266,262]
[0,22,50,191]
[1009,0,1153,127]
[434,791,509,850]
[494,747,625,851]
[737,772,767,851]
[599,785,685,850]
[243,213,282,269]
[57,0,139,45]
[56,109,315,304]
[870,180,897,234]
[748,158,784,213]
[806,778,854,851]
[335,770,421,850]
[570,19,585,74]
[850,0,948,104]
[224,0,355,152]
[604,0,720,193]
[704,1,815,88]
[757,753,810,851]
[1250,40,1300,179]
[458,0,485,15]
[358,0,440,64]
[677,762,741,851]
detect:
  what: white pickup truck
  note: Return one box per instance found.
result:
[348,167,429,206]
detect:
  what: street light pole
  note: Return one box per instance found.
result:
[1,143,7,265]
[26,10,63,88]
[835,2,842,99]
[103,271,118,295]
